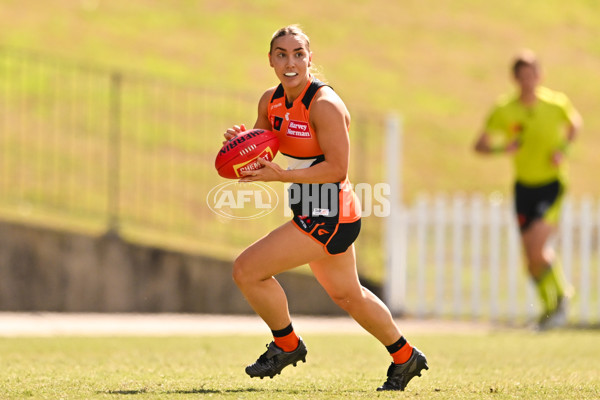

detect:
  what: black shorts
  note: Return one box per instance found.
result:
[514,180,564,232]
[292,214,361,255]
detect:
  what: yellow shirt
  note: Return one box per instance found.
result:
[485,86,578,185]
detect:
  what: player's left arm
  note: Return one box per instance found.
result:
[565,109,583,144]
[552,105,583,165]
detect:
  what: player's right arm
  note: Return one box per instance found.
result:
[475,101,520,155]
[474,130,520,155]
[253,88,275,130]
[474,131,520,154]
[474,131,493,153]
[474,104,519,155]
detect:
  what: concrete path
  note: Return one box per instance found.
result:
[0,312,496,336]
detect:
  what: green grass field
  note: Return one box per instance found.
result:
[1,331,599,399]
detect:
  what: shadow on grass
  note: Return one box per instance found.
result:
[167,388,264,394]
[102,388,265,395]
[104,389,148,395]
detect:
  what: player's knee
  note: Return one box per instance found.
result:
[328,289,364,312]
[331,296,353,312]
[527,259,549,279]
[232,255,253,287]
[527,252,548,268]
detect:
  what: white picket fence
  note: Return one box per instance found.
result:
[382,116,599,325]
[384,194,600,325]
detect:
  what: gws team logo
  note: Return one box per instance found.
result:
[273,116,283,131]
[207,182,279,220]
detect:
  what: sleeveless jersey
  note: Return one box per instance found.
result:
[267,77,360,223]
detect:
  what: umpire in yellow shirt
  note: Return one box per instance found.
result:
[474,49,583,330]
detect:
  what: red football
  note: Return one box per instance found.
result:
[215,129,280,179]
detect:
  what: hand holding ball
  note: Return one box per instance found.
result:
[215,129,279,179]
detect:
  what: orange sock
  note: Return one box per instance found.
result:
[272,323,299,352]
[386,336,414,364]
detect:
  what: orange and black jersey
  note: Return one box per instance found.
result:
[269,78,326,165]
[267,77,360,224]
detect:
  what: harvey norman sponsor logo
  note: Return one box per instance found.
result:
[286,120,311,138]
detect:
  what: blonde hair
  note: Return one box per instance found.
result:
[269,25,311,53]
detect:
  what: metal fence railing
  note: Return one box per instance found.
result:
[0,48,388,279]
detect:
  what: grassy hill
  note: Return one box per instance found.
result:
[2,0,599,200]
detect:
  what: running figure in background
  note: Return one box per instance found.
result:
[474,49,583,330]
[223,25,428,391]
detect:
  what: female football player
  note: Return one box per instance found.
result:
[474,49,582,330]
[223,25,427,391]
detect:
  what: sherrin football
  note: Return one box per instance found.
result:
[215,129,280,179]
